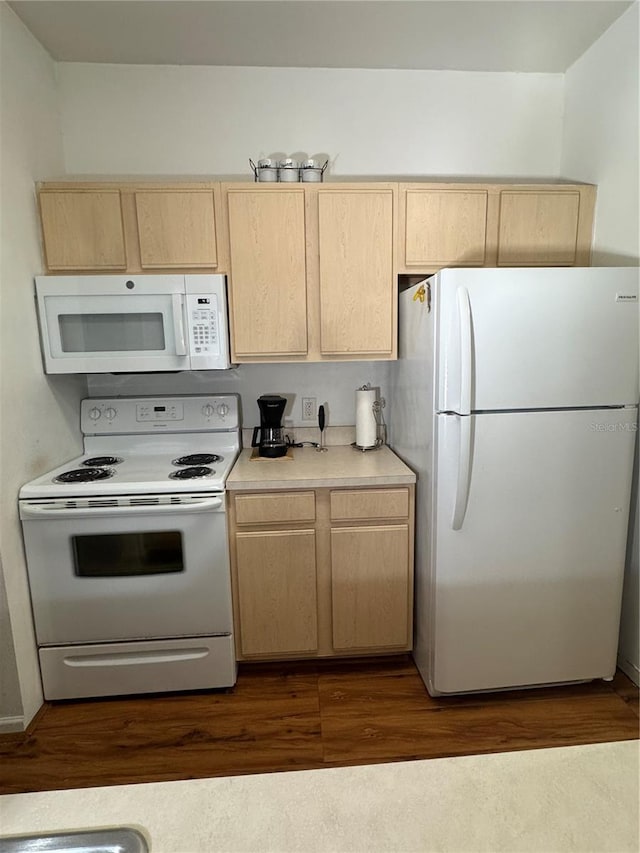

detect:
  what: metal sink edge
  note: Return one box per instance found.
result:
[0,827,149,853]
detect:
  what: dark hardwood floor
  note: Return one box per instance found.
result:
[1,656,638,795]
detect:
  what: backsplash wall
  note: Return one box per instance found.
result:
[87,361,392,433]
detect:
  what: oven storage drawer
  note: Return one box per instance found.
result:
[39,636,237,700]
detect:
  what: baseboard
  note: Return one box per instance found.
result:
[617,654,640,687]
[0,715,25,733]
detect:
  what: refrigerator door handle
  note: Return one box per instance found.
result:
[456,286,472,415]
[452,415,473,530]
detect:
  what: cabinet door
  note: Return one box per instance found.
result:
[236,529,318,656]
[402,188,489,269]
[135,190,218,268]
[318,189,395,357]
[497,191,581,266]
[227,189,308,358]
[39,190,126,270]
[331,524,410,650]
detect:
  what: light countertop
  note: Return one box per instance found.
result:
[227,445,416,491]
[1,742,638,852]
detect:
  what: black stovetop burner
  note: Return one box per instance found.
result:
[54,467,115,484]
[173,453,222,466]
[168,466,214,480]
[82,456,123,467]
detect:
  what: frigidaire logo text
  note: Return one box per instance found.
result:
[590,423,638,432]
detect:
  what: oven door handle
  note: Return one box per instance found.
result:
[20,496,224,519]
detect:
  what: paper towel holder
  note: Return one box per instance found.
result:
[352,383,386,452]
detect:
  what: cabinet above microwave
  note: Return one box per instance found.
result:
[35,274,232,373]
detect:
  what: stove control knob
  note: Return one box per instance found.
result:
[88,407,102,421]
[217,403,229,418]
[104,407,117,421]
[201,404,215,418]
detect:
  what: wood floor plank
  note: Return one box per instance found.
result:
[0,671,322,794]
[317,659,618,710]
[611,670,640,718]
[318,672,640,763]
[0,660,637,795]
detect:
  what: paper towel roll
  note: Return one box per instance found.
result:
[356,387,377,448]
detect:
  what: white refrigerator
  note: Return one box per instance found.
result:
[389,267,639,695]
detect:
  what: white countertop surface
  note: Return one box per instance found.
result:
[227,445,416,491]
[1,741,638,852]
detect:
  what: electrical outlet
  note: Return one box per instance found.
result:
[302,397,316,421]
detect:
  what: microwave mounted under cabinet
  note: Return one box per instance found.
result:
[35,274,232,373]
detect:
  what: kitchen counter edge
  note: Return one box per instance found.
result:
[226,445,416,491]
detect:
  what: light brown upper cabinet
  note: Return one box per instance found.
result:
[496,189,594,266]
[222,183,397,363]
[225,187,308,358]
[39,178,594,288]
[38,182,226,274]
[317,187,396,357]
[400,187,490,269]
[134,190,218,268]
[39,190,127,271]
[398,182,594,273]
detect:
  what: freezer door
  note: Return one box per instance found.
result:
[430,407,636,694]
[436,267,639,412]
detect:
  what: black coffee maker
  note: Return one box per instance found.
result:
[252,395,288,458]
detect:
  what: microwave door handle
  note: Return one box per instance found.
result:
[20,497,224,520]
[172,294,187,356]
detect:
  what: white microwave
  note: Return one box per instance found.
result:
[35,274,232,373]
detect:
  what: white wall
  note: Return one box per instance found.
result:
[561,3,639,265]
[561,1,640,685]
[57,64,565,178]
[0,3,86,729]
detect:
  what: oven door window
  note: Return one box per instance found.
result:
[72,531,184,577]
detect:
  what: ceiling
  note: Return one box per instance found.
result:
[9,1,634,73]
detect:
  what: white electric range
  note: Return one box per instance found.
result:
[19,395,241,701]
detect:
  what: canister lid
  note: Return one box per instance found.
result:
[278,158,299,168]
[257,158,276,168]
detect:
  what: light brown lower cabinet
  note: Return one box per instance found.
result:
[228,485,415,660]
[235,529,318,656]
[331,524,411,650]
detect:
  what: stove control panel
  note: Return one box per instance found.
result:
[81,395,240,434]
[137,402,184,422]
